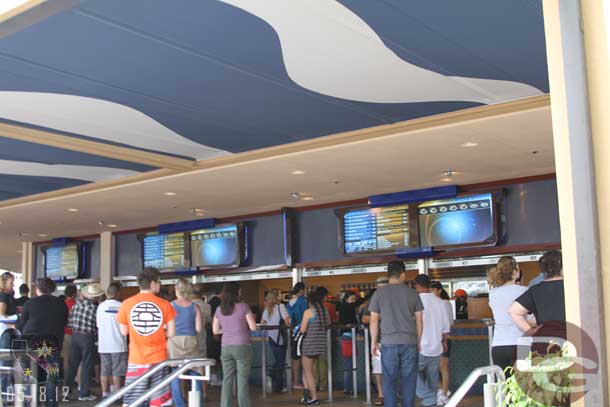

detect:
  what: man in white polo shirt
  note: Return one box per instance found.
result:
[414,275,451,407]
[96,282,128,400]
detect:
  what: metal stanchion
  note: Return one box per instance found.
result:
[485,319,495,384]
[261,329,267,398]
[351,326,357,399]
[286,327,293,392]
[326,328,333,402]
[364,327,371,405]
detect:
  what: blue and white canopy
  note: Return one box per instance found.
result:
[0,0,548,201]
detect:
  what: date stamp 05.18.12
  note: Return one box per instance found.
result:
[5,386,71,403]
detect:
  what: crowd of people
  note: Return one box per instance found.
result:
[0,249,565,407]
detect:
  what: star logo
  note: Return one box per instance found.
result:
[34,341,55,360]
[23,368,32,377]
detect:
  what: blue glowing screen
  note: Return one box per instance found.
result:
[45,244,79,280]
[190,225,239,268]
[418,193,496,248]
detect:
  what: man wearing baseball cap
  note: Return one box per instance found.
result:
[286,282,308,389]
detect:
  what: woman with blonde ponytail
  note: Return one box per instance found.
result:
[488,257,527,373]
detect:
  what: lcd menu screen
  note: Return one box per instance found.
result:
[143,233,187,270]
[418,193,496,248]
[343,205,410,254]
[190,225,240,268]
[45,244,79,280]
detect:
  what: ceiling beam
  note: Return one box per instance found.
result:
[193,94,551,170]
[0,121,195,170]
[0,94,550,209]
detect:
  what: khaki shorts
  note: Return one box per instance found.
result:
[100,352,128,377]
[167,335,199,359]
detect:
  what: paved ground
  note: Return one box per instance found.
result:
[65,387,484,406]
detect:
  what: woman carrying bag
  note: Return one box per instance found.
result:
[261,290,291,393]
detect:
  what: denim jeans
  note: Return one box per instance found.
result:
[380,344,418,407]
[416,354,440,407]
[170,368,204,407]
[268,339,286,392]
[64,333,95,398]
[342,356,353,393]
[220,345,252,407]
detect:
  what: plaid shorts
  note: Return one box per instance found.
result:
[123,363,172,407]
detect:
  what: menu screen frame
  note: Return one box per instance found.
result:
[141,232,191,272]
[43,243,81,281]
[337,205,420,256]
[417,192,499,250]
[189,223,244,270]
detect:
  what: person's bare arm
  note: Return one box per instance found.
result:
[300,309,312,333]
[212,316,222,335]
[415,310,423,352]
[246,313,258,331]
[194,304,203,333]
[370,312,380,356]
[119,323,129,336]
[509,301,533,332]
[166,319,176,338]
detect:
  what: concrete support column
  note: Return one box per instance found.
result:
[542,0,609,405]
[20,241,35,288]
[99,231,115,290]
[580,0,610,403]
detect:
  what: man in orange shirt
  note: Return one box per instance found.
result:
[116,268,176,407]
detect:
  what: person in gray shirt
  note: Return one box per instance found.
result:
[369,261,423,407]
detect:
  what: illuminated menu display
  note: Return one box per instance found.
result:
[343,205,410,254]
[143,233,187,270]
[45,244,79,280]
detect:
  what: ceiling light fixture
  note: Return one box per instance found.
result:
[107,224,118,228]
[301,196,314,201]
[163,192,177,196]
[37,233,48,237]
[97,221,105,226]
[461,142,479,148]
[291,170,306,175]
[443,170,455,178]
[291,192,301,199]
[67,208,79,212]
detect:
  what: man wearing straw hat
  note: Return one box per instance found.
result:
[65,283,105,401]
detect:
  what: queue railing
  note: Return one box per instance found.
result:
[94,358,215,407]
[444,365,505,407]
[328,324,372,404]
[255,324,375,404]
[0,349,38,407]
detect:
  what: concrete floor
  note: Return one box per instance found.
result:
[66,387,484,407]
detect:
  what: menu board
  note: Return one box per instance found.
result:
[191,225,240,268]
[343,205,410,254]
[418,193,496,248]
[45,244,79,280]
[143,233,187,270]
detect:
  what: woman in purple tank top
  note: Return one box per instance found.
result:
[212,283,257,407]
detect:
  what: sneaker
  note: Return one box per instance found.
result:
[281,387,289,393]
[78,395,97,401]
[305,399,320,406]
[437,394,449,405]
[265,377,273,394]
